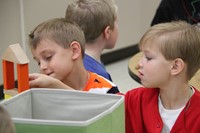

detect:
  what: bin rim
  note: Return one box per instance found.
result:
[1,88,124,126]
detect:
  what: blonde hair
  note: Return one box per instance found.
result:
[139,21,200,79]
[29,18,85,56]
[65,0,118,43]
[0,105,15,133]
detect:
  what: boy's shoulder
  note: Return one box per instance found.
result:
[126,87,158,95]
[191,87,200,102]
[83,54,112,81]
[125,87,159,102]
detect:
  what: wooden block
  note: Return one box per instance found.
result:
[1,43,30,95]
[2,60,15,89]
[4,88,18,98]
[17,64,29,93]
[1,43,29,64]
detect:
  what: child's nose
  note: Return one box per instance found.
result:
[39,61,48,72]
[136,58,144,70]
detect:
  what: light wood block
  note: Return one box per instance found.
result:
[1,43,29,64]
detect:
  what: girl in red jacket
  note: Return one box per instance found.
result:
[125,21,200,133]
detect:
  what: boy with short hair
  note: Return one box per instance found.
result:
[65,0,119,82]
[28,18,119,94]
[125,21,200,132]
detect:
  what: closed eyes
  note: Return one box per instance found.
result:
[145,56,152,61]
[44,56,52,61]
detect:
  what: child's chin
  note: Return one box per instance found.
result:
[141,82,154,88]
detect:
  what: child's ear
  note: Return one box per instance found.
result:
[70,41,81,60]
[103,26,111,39]
[171,58,185,75]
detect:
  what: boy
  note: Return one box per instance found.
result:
[125,21,200,132]
[65,0,119,82]
[28,18,119,94]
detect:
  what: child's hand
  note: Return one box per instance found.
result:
[29,73,56,88]
[29,73,73,90]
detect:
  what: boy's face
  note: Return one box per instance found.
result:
[31,39,73,82]
[137,44,172,88]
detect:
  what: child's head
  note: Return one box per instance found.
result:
[29,18,85,57]
[0,105,15,133]
[139,21,200,80]
[65,0,118,44]
[28,18,86,80]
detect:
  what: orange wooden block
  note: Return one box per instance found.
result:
[2,60,15,89]
[1,43,30,95]
[17,64,29,93]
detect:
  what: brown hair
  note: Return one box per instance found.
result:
[65,0,118,43]
[29,18,85,57]
[139,21,200,79]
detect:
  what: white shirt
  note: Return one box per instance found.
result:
[158,87,194,133]
[159,97,184,133]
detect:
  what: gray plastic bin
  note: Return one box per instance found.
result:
[0,89,124,133]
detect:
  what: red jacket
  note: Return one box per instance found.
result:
[125,87,200,133]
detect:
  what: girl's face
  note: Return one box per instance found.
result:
[137,45,172,88]
[31,39,73,82]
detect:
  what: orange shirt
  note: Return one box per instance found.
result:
[83,72,119,94]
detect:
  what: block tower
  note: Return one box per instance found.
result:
[1,43,30,98]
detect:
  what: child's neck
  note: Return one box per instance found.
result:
[85,36,105,63]
[63,65,89,91]
[159,84,193,110]
[85,49,101,63]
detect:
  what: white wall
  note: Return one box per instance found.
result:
[0,0,160,84]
